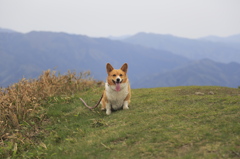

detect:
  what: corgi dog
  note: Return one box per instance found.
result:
[101,63,131,115]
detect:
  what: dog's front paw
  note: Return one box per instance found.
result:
[123,105,129,110]
[106,109,111,115]
[123,101,129,110]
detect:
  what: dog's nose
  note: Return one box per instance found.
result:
[116,78,120,83]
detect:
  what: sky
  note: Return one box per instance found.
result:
[0,0,240,39]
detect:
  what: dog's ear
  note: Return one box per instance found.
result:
[120,63,128,73]
[106,63,114,74]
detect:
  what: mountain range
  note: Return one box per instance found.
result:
[0,29,240,88]
[0,31,188,87]
[122,32,240,63]
[134,59,240,88]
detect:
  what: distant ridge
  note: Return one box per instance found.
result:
[0,28,17,33]
[0,31,188,87]
[134,59,240,88]
[0,30,240,88]
[108,35,131,40]
[199,34,240,43]
[122,32,240,63]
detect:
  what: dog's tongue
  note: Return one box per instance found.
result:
[116,83,121,91]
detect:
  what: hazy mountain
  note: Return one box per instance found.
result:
[199,34,240,51]
[108,35,131,40]
[0,28,16,33]
[0,31,189,87]
[122,32,240,63]
[199,34,240,44]
[133,59,240,88]
[1,30,239,89]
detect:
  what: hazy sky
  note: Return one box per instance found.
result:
[1,0,240,38]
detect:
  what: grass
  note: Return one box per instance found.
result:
[0,70,101,158]
[9,85,240,158]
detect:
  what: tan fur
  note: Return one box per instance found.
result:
[101,63,131,115]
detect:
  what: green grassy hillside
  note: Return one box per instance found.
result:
[9,86,240,158]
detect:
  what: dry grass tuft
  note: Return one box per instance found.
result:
[0,70,100,157]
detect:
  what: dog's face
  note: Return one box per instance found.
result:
[106,63,128,91]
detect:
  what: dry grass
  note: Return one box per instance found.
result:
[0,70,101,158]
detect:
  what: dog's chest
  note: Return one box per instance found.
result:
[105,83,128,110]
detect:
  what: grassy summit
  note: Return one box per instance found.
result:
[16,86,240,158]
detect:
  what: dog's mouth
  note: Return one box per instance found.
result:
[112,79,122,91]
[112,79,122,84]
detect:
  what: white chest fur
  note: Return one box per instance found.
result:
[105,82,129,110]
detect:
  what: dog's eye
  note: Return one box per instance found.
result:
[113,74,116,77]
[120,74,123,76]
